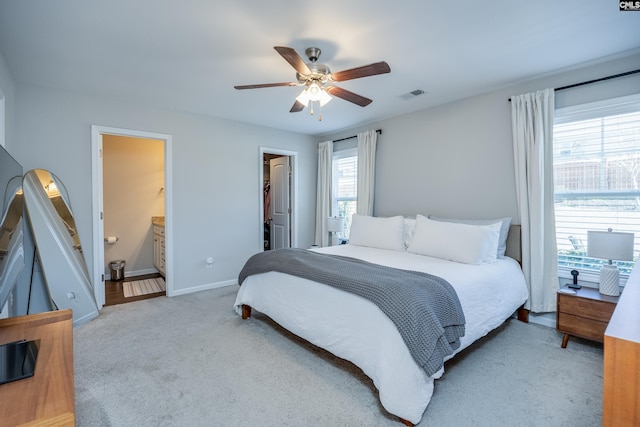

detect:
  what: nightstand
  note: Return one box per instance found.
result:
[556,285,619,348]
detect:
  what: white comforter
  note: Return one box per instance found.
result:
[234,245,528,424]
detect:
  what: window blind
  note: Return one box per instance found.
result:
[332,148,357,237]
[553,94,640,275]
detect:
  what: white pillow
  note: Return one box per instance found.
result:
[349,214,405,251]
[403,217,416,249]
[429,215,512,258]
[407,215,501,264]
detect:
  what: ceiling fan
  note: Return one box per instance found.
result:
[234,46,391,117]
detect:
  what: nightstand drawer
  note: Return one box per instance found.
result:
[558,294,615,323]
[557,312,608,342]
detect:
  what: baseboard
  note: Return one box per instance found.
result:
[168,280,237,297]
[527,311,556,329]
[107,268,159,281]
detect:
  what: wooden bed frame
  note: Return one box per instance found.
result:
[505,224,530,323]
[240,223,528,425]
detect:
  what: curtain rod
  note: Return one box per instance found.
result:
[333,129,382,143]
[508,68,640,102]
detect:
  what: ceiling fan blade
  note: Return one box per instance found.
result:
[274,46,311,75]
[289,100,305,113]
[234,82,298,90]
[329,61,391,82]
[325,86,372,107]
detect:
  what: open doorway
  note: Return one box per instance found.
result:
[91,126,173,309]
[102,135,164,306]
[259,147,298,251]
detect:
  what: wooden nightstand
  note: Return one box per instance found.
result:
[556,285,619,348]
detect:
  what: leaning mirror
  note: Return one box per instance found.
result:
[0,172,25,313]
[22,169,98,326]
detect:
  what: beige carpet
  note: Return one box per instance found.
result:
[73,286,604,426]
[123,277,165,298]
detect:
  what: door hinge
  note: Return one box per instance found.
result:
[99,148,103,158]
[101,274,105,282]
[100,211,103,220]
[288,208,291,213]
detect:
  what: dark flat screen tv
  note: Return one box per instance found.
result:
[0,144,25,314]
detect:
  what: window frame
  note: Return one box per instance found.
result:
[331,147,357,238]
[553,93,640,284]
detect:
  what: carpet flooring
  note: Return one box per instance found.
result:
[74,286,604,426]
[123,277,166,298]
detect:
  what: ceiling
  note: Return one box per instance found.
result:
[0,1,638,136]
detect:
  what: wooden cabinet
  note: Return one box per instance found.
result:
[153,224,165,277]
[556,285,618,348]
[0,309,75,426]
[603,267,640,426]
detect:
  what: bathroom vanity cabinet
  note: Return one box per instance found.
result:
[152,217,165,277]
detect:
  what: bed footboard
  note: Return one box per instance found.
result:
[241,304,252,319]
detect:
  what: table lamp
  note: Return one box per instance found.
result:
[327,216,344,246]
[587,229,634,296]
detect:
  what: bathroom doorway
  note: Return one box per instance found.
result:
[102,135,164,306]
[91,126,173,309]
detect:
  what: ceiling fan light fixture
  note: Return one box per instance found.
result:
[295,89,310,107]
[307,82,322,101]
[318,89,332,107]
[234,46,390,114]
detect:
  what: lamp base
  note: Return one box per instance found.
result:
[599,264,620,297]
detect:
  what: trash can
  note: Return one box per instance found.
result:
[109,260,126,281]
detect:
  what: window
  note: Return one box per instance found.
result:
[553,94,640,277]
[332,148,357,237]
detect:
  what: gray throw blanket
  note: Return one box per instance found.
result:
[238,248,465,377]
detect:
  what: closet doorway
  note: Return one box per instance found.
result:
[259,147,298,251]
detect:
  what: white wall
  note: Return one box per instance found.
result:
[319,52,640,224]
[10,84,317,295]
[0,49,14,150]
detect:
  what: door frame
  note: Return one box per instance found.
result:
[91,125,173,308]
[259,147,297,251]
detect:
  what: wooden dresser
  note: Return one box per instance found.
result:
[603,266,640,426]
[0,309,75,426]
[556,285,618,348]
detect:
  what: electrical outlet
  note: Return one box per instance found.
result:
[206,257,214,269]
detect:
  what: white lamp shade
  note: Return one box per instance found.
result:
[307,83,322,101]
[327,217,344,233]
[295,89,310,107]
[587,230,634,261]
[318,89,332,106]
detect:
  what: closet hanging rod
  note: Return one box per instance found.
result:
[332,129,382,143]
[507,68,640,102]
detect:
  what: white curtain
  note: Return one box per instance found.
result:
[315,140,333,247]
[511,89,559,313]
[356,130,378,215]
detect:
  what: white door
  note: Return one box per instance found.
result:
[269,156,290,249]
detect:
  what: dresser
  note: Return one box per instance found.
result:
[556,285,618,348]
[603,266,640,426]
[0,309,75,426]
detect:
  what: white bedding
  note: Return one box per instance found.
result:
[234,245,528,424]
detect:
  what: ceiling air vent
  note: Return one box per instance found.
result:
[400,89,425,100]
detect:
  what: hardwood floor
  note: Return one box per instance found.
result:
[104,273,165,306]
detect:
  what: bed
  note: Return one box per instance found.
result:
[234,214,529,425]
